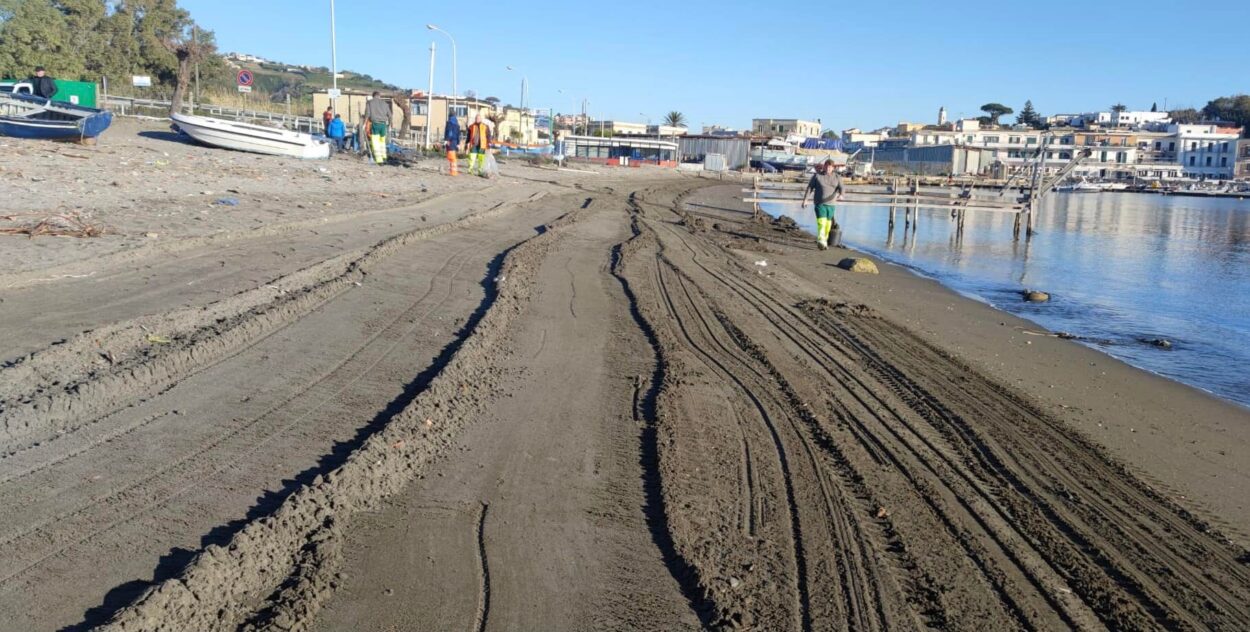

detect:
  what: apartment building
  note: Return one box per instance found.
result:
[1173,124,1243,179]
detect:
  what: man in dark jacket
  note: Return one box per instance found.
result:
[30,67,57,100]
[444,113,461,176]
[801,159,844,250]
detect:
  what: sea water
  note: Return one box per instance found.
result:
[762,192,1250,408]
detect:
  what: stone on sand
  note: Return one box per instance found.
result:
[838,257,878,274]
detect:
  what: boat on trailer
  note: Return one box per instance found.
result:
[0,92,112,141]
[170,112,330,159]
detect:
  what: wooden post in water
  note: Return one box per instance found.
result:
[911,177,920,234]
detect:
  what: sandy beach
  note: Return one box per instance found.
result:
[1,123,1247,631]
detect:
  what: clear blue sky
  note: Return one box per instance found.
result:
[182,0,1248,131]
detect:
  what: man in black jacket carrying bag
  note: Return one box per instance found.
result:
[30,66,57,100]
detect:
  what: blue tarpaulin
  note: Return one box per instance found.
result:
[800,137,844,151]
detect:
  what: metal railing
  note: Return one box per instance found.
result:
[103,96,322,134]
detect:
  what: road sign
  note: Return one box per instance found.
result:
[131,75,151,87]
[236,70,254,87]
[326,88,342,99]
[237,85,253,93]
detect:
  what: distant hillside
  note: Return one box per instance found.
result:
[223,56,400,100]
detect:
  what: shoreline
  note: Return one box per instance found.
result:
[689,181,1250,537]
[757,191,1249,410]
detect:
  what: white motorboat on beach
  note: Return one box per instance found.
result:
[169,112,329,159]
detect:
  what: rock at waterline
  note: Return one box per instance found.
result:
[838,258,879,274]
[1023,290,1050,303]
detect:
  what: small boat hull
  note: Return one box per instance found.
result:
[170,113,330,159]
[0,93,112,141]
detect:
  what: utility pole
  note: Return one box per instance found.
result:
[426,41,436,149]
[329,0,338,116]
[192,26,200,111]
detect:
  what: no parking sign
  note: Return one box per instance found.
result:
[237,70,254,92]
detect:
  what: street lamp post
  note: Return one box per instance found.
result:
[426,41,436,149]
[426,24,457,107]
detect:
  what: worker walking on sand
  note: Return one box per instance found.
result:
[465,114,491,176]
[327,114,346,152]
[29,66,57,101]
[801,159,844,250]
[444,112,461,176]
[364,91,391,164]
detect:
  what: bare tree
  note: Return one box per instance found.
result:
[163,28,215,117]
[393,92,412,138]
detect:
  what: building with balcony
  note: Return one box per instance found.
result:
[1173,124,1243,179]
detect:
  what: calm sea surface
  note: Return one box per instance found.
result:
[763,192,1250,408]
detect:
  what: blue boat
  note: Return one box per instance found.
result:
[0,92,112,141]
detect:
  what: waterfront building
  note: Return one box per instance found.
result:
[893,126,1184,179]
[751,118,822,138]
[1237,139,1250,180]
[1173,123,1242,179]
[677,136,751,170]
[561,135,678,166]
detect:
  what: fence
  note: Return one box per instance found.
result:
[103,96,323,134]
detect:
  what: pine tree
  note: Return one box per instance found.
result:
[1017,100,1041,128]
[0,0,75,78]
[1151,102,1158,112]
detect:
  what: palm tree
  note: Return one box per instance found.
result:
[663,111,686,128]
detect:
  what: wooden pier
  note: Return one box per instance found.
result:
[744,142,1093,241]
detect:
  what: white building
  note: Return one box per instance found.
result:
[751,118,822,138]
[1109,110,1171,129]
[841,128,884,147]
[589,120,648,136]
[647,124,689,137]
[1047,113,1083,127]
[1173,123,1242,179]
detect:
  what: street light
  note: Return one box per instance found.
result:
[426,24,457,106]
